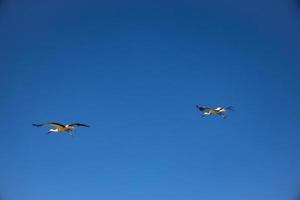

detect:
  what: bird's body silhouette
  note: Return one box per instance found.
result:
[33,122,89,136]
[196,105,234,118]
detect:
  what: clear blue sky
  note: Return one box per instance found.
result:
[1,0,300,200]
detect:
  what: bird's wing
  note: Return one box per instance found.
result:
[68,123,90,128]
[196,105,211,111]
[32,123,65,129]
[214,107,223,111]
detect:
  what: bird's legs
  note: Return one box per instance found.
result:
[68,130,75,137]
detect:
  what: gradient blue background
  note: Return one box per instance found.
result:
[1,0,300,200]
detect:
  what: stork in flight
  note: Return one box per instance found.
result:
[32,123,90,136]
[196,105,234,118]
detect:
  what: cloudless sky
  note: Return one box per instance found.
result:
[1,0,300,200]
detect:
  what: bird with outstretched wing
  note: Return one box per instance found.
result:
[33,122,89,136]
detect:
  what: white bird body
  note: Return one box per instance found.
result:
[33,123,89,136]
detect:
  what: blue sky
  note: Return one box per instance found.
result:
[1,0,300,200]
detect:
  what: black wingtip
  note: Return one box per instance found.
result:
[70,123,90,128]
[32,123,42,127]
[78,123,90,128]
[196,105,207,111]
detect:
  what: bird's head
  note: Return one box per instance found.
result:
[48,129,56,133]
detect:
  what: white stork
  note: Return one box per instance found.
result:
[32,122,89,136]
[196,105,234,118]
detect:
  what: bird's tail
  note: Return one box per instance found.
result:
[68,132,75,138]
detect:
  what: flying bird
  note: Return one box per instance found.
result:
[196,105,234,118]
[32,122,90,136]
